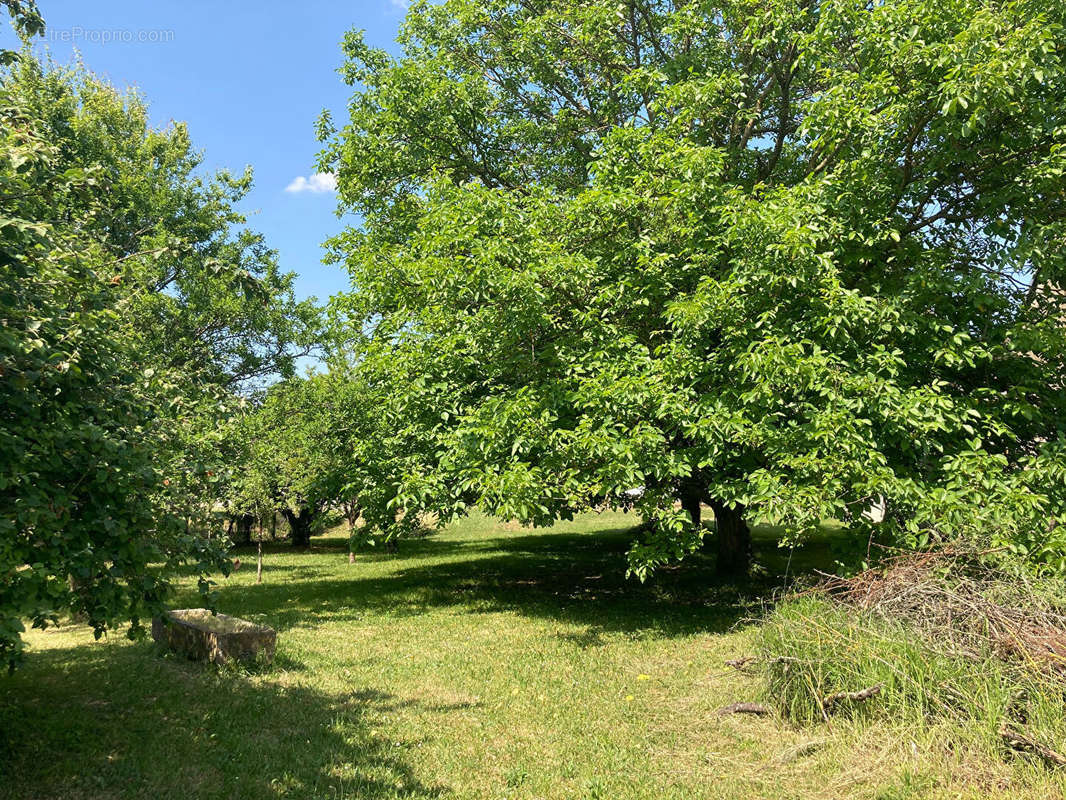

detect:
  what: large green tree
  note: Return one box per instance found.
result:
[1,52,318,668]
[323,0,1066,575]
[5,56,320,391]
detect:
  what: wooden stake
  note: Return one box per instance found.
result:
[256,515,263,584]
[348,512,355,565]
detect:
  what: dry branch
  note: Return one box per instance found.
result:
[716,702,772,717]
[724,656,754,670]
[999,722,1066,768]
[823,683,883,711]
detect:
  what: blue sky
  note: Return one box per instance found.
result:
[1,0,411,304]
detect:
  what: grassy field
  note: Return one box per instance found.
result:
[0,512,1059,799]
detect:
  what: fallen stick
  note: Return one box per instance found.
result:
[765,655,804,665]
[716,702,772,717]
[999,723,1066,767]
[724,656,753,670]
[823,683,883,711]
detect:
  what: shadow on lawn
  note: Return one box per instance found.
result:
[0,519,853,799]
[0,640,445,800]
[222,521,848,641]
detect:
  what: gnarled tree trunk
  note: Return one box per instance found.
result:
[281,507,316,548]
[708,500,751,575]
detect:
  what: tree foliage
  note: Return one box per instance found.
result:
[322,0,1066,575]
[0,53,318,668]
[0,0,43,65]
[225,376,353,548]
[224,366,433,551]
[6,57,320,391]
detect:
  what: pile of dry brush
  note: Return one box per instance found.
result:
[819,548,1066,672]
[723,547,1066,767]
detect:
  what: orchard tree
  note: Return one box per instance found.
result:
[322,0,1066,575]
[228,368,445,552]
[0,78,225,669]
[332,345,470,551]
[5,56,320,392]
[230,375,367,548]
[1,51,318,668]
[228,380,329,549]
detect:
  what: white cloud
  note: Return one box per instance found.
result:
[389,0,410,8]
[285,172,338,194]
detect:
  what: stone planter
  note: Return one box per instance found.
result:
[152,608,276,666]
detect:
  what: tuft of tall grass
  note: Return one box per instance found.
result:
[755,595,1066,762]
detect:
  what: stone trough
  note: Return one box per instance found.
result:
[152,608,276,666]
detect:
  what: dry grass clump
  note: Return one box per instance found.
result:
[751,547,1066,769]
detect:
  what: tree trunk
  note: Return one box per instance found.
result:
[256,517,264,583]
[231,514,254,547]
[343,501,360,529]
[66,574,90,623]
[679,481,702,529]
[709,500,751,575]
[281,507,315,548]
[344,501,359,564]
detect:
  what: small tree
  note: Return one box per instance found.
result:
[229,375,369,548]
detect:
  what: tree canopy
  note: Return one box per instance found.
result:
[224,359,449,552]
[225,374,363,548]
[1,51,318,668]
[321,0,1066,575]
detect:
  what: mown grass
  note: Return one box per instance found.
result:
[1,512,1062,799]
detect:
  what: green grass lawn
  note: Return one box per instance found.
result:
[0,512,1057,799]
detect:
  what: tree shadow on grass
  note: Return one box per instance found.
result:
[0,640,446,800]
[219,522,844,642]
[0,520,855,799]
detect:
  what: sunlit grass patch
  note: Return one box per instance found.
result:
[1,513,1064,799]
